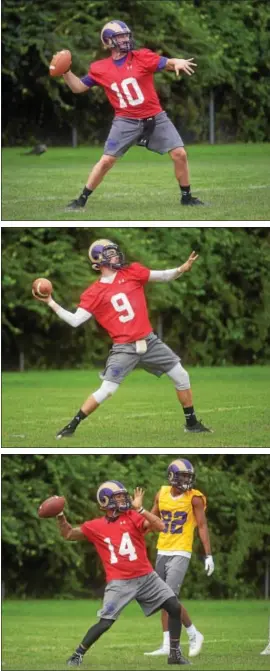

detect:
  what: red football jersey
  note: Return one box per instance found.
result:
[81,510,153,581]
[89,49,164,118]
[79,262,152,343]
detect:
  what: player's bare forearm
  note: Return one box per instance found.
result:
[63,71,89,93]
[165,58,197,77]
[141,509,165,532]
[57,513,85,541]
[198,523,212,555]
[132,487,164,531]
[192,496,212,554]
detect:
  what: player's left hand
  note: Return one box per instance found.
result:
[132,487,145,510]
[205,555,215,576]
[181,251,199,273]
[174,58,197,76]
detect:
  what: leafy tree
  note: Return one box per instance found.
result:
[2,227,270,369]
[2,454,270,598]
[2,0,270,144]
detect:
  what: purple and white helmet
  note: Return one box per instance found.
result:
[167,459,195,492]
[101,20,134,52]
[88,239,125,270]
[97,480,132,512]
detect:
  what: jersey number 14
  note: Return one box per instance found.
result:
[104,532,138,563]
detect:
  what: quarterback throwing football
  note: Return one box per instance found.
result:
[57,20,204,210]
[56,481,189,667]
[32,239,211,440]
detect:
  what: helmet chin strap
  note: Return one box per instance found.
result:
[171,481,190,493]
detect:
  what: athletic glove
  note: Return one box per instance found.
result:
[205,555,215,576]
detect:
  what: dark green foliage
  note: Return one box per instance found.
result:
[2,0,270,144]
[2,454,270,598]
[2,227,270,369]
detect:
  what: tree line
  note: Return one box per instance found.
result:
[2,227,270,370]
[2,0,270,145]
[2,454,269,599]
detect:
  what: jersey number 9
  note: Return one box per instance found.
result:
[111,292,135,323]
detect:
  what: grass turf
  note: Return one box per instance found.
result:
[2,366,269,448]
[2,599,270,670]
[2,144,270,221]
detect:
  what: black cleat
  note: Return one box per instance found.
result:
[168,648,190,665]
[184,420,213,434]
[67,652,83,667]
[66,197,86,211]
[56,423,76,439]
[181,195,204,206]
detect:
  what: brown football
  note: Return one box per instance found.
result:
[38,495,66,518]
[49,50,72,77]
[32,277,52,298]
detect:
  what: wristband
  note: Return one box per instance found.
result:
[137,507,145,514]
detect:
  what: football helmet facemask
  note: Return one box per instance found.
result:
[101,20,134,52]
[88,239,125,270]
[167,459,195,492]
[97,480,132,514]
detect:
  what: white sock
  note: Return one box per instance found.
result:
[163,631,170,647]
[186,624,197,638]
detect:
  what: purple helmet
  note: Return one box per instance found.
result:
[101,20,134,52]
[97,480,132,512]
[88,239,125,270]
[167,459,195,492]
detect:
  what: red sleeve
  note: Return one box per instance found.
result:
[130,510,146,532]
[89,59,101,77]
[128,262,150,284]
[89,59,107,81]
[138,48,162,73]
[80,520,96,542]
[78,286,96,313]
[89,63,96,78]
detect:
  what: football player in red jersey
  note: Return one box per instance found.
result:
[32,239,212,439]
[55,481,189,666]
[58,20,204,211]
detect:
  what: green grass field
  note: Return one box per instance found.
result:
[2,367,269,448]
[2,599,269,670]
[2,144,270,221]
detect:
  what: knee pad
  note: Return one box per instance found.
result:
[166,362,190,390]
[92,380,119,404]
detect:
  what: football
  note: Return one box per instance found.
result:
[32,277,53,298]
[49,50,72,77]
[38,495,66,518]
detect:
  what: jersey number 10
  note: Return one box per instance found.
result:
[111,77,145,108]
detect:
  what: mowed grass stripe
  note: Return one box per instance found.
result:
[2,144,270,221]
[2,367,269,447]
[2,599,269,670]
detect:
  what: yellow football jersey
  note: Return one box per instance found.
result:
[156,486,206,553]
